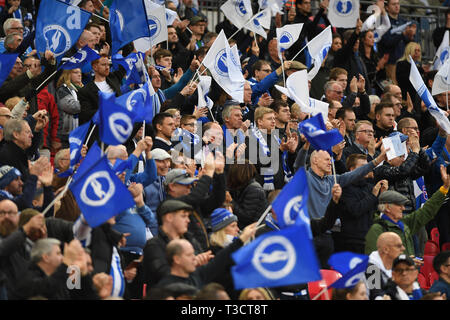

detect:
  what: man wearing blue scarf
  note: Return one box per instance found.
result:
[365,165,450,256]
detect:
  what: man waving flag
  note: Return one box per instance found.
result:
[59,45,100,70]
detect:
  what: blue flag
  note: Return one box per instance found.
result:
[298,113,343,152]
[98,91,136,146]
[231,223,321,289]
[59,45,100,70]
[111,52,146,86]
[116,82,154,122]
[58,121,92,178]
[271,168,311,233]
[35,0,91,61]
[109,0,151,54]
[328,252,369,289]
[69,153,135,228]
[0,53,18,87]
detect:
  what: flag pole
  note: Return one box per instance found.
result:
[281,56,286,87]
[331,155,337,185]
[41,176,73,217]
[85,124,97,146]
[227,27,243,41]
[290,44,306,62]
[255,204,272,227]
[311,287,330,300]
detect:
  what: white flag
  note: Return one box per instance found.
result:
[328,0,360,29]
[134,0,168,52]
[361,7,391,43]
[276,23,303,61]
[308,98,329,121]
[409,55,450,134]
[165,8,180,26]
[220,0,253,30]
[433,30,450,71]
[390,21,412,35]
[306,26,332,81]
[382,135,407,160]
[197,76,214,109]
[202,30,245,102]
[245,8,272,39]
[432,58,450,96]
[259,0,283,16]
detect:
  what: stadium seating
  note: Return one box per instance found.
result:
[420,255,439,290]
[441,242,450,252]
[307,269,342,300]
[430,228,440,246]
[424,240,440,256]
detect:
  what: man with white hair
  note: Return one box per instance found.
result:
[0,18,33,55]
[105,136,156,188]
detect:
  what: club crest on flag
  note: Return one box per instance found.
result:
[279,32,293,50]
[80,170,115,207]
[214,49,229,76]
[440,48,449,65]
[334,0,354,16]
[125,88,147,112]
[108,112,133,143]
[283,195,309,225]
[236,0,248,15]
[114,9,125,31]
[148,15,162,38]
[252,235,296,280]
[43,25,71,57]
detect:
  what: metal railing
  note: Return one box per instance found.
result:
[197,0,448,61]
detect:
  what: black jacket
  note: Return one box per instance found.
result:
[229,179,269,230]
[339,178,379,250]
[78,66,126,125]
[155,237,244,290]
[167,173,226,251]
[142,228,202,287]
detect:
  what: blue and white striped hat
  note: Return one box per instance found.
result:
[210,208,238,232]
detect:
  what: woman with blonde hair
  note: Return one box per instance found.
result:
[55,68,83,147]
[239,287,276,300]
[395,42,423,101]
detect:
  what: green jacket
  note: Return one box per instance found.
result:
[364,189,446,256]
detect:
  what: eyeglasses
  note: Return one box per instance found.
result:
[357,130,374,134]
[393,267,416,274]
[10,27,24,31]
[0,211,18,216]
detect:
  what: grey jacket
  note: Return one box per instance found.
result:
[55,84,81,143]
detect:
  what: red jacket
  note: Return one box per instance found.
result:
[37,87,60,149]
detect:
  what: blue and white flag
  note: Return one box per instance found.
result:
[60,0,82,4]
[298,113,343,152]
[35,0,91,61]
[271,168,311,233]
[112,52,146,86]
[134,0,168,52]
[0,53,18,87]
[328,252,369,289]
[59,45,100,70]
[98,91,136,146]
[276,23,303,61]
[116,82,154,122]
[68,121,91,170]
[409,55,450,134]
[165,8,179,26]
[245,8,272,39]
[432,57,450,96]
[69,152,135,228]
[306,25,332,81]
[382,132,407,160]
[259,0,284,16]
[413,176,428,209]
[390,21,412,35]
[220,0,253,30]
[328,0,360,29]
[231,223,322,289]
[202,30,245,102]
[433,30,449,71]
[109,0,151,54]
[197,75,214,109]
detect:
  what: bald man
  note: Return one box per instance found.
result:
[294,141,388,268]
[365,232,405,299]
